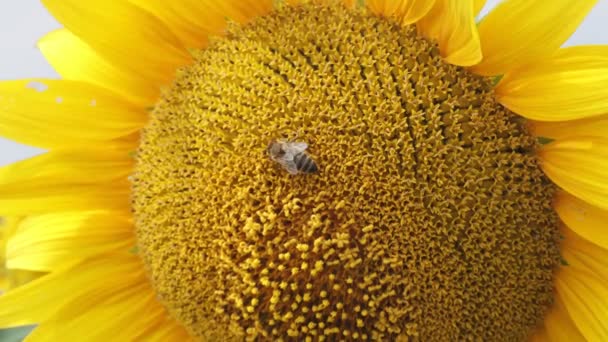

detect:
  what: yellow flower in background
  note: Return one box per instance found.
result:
[0,0,607,340]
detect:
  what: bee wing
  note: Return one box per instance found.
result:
[284,142,308,155]
[282,160,300,175]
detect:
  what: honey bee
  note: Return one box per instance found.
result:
[267,139,319,175]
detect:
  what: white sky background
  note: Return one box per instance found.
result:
[0,0,607,166]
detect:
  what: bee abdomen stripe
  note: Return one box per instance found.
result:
[295,153,317,173]
[294,153,307,169]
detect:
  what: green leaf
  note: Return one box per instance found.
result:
[537,136,555,145]
[129,245,140,254]
[492,74,503,85]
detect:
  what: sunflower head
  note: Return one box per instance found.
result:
[133,3,560,340]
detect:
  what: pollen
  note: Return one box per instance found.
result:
[133,2,560,341]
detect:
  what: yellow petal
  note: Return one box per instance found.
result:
[417,0,481,66]
[343,0,355,8]
[367,0,434,21]
[0,254,144,327]
[473,0,486,15]
[137,318,193,342]
[529,328,548,342]
[25,283,167,342]
[0,147,133,214]
[0,147,133,188]
[129,0,275,47]
[177,0,274,25]
[0,79,146,149]
[542,294,586,342]
[557,228,608,341]
[495,46,608,121]
[38,29,158,106]
[555,191,608,250]
[399,0,435,25]
[539,138,608,210]
[5,270,45,292]
[557,274,608,342]
[225,0,274,22]
[41,0,191,86]
[0,181,130,216]
[366,0,403,17]
[1,218,18,291]
[562,227,608,285]
[0,219,43,291]
[128,0,225,48]
[22,255,188,342]
[470,0,597,76]
[529,115,608,141]
[7,211,134,271]
[0,218,19,267]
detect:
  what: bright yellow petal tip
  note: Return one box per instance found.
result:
[38,29,159,106]
[471,0,597,76]
[417,0,481,66]
[539,138,608,210]
[41,0,191,85]
[496,46,608,121]
[0,79,145,148]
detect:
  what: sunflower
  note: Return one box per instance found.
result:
[0,0,607,340]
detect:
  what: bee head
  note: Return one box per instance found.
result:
[267,141,285,157]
